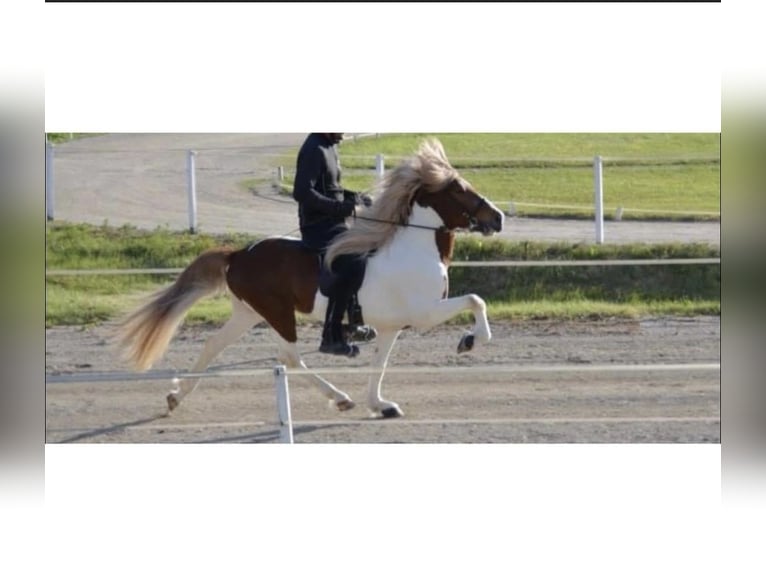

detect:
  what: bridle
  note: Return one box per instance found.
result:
[356,181,490,233]
[464,195,491,233]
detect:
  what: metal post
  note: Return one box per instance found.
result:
[277,166,284,181]
[594,155,604,244]
[46,142,54,221]
[273,365,294,444]
[375,154,385,179]
[187,150,198,233]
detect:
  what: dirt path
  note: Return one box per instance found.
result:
[45,317,720,444]
[48,134,720,244]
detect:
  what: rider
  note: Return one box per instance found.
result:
[292,133,375,358]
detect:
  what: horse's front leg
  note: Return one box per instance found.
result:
[416,294,491,353]
[366,329,402,418]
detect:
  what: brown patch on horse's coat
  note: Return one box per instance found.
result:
[434,227,455,266]
[226,239,319,343]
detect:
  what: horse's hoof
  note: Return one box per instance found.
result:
[381,406,403,419]
[166,393,179,412]
[336,399,356,412]
[457,333,475,353]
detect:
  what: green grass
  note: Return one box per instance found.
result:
[46,222,254,269]
[337,133,719,162]
[271,133,720,221]
[45,133,103,144]
[45,284,720,327]
[451,237,721,322]
[334,164,720,220]
[449,237,720,305]
[46,223,720,327]
[45,284,234,327]
[45,222,257,327]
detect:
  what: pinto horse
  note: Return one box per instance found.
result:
[117,139,504,418]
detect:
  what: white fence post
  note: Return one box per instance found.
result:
[375,154,385,179]
[277,166,284,181]
[46,142,54,221]
[594,155,604,244]
[273,365,294,444]
[187,150,198,233]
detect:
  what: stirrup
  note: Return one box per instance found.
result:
[319,340,360,358]
[344,324,378,343]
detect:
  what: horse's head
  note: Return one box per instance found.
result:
[415,176,504,236]
[325,139,505,268]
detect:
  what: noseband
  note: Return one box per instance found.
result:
[463,195,490,232]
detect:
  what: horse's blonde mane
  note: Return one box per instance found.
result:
[325,138,458,266]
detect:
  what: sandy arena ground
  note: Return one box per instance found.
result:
[45,317,720,444]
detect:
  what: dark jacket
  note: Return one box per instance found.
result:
[292,133,357,250]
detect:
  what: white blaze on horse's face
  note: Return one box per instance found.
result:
[416,177,504,235]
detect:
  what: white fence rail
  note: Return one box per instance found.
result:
[45,362,721,384]
[497,201,721,218]
[44,258,721,277]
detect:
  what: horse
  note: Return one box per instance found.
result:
[117,139,505,419]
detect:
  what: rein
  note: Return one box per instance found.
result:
[282,181,492,239]
[352,188,490,233]
[353,214,445,232]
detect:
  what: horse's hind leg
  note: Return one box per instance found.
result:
[167,296,262,413]
[274,337,355,412]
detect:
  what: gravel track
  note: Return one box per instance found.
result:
[45,317,720,444]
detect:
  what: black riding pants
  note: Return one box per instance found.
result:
[327,253,366,300]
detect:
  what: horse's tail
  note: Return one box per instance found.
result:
[116,247,235,371]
